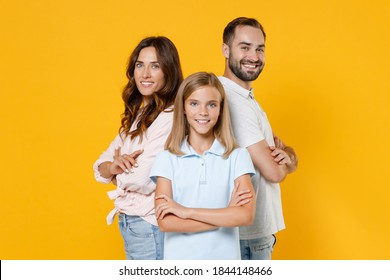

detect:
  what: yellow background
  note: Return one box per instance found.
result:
[1,0,389,259]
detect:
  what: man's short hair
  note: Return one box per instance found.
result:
[223,17,266,46]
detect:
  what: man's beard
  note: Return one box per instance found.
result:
[228,57,264,82]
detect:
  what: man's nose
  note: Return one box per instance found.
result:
[246,48,259,61]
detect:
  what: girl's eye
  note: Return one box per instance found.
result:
[151,64,160,69]
[135,63,143,68]
[209,103,217,108]
[190,102,198,106]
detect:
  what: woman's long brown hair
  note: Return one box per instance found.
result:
[120,36,183,141]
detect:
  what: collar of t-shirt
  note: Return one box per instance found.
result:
[180,137,225,158]
[218,76,254,100]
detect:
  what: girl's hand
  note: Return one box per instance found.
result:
[155,194,190,220]
[109,147,143,175]
[269,146,292,165]
[229,184,253,207]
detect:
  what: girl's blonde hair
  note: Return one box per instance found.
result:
[165,72,238,158]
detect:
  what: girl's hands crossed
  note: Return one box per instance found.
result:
[155,194,190,220]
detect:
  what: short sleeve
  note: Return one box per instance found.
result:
[232,148,256,180]
[232,106,264,148]
[150,150,174,183]
[227,96,265,148]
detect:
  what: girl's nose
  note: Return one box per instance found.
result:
[199,105,209,116]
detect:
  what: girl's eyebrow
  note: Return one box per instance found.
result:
[187,98,219,103]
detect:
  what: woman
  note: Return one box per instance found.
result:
[150,72,256,259]
[93,36,183,260]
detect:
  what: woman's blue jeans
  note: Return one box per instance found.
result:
[118,214,164,260]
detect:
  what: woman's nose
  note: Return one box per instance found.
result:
[142,67,151,78]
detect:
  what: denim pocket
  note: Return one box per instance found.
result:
[118,215,160,260]
[252,235,276,252]
[126,216,154,238]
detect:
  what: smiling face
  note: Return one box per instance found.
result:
[184,86,221,141]
[223,25,265,89]
[134,46,165,105]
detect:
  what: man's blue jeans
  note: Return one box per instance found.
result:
[118,214,164,260]
[240,235,276,260]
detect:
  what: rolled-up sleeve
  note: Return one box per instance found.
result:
[93,134,124,184]
[117,110,173,194]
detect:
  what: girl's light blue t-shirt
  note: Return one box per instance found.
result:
[150,139,255,260]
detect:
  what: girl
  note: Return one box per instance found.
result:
[150,72,256,259]
[93,36,183,260]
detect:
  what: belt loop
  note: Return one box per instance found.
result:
[122,213,127,227]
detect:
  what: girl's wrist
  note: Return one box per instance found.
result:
[187,208,195,220]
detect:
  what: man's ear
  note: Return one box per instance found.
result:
[222,43,230,59]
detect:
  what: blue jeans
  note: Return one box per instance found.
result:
[240,235,276,260]
[118,214,164,260]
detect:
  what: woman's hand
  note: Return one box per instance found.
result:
[228,184,253,207]
[108,147,143,175]
[155,194,190,220]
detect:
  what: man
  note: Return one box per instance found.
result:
[218,17,298,260]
